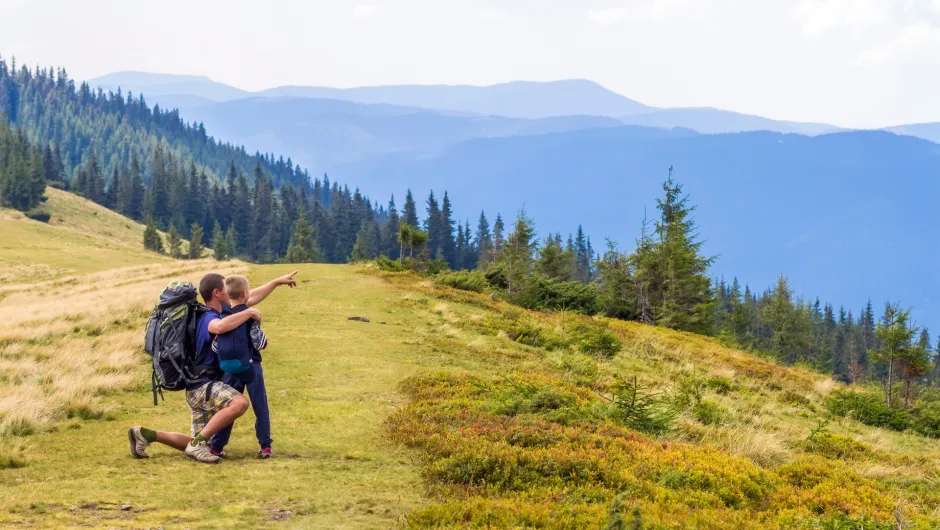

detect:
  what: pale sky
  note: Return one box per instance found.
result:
[1,0,939,128]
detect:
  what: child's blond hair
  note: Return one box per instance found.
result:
[224,274,250,301]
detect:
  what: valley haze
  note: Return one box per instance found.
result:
[88,71,940,331]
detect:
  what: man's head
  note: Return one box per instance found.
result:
[224,274,251,304]
[199,273,229,306]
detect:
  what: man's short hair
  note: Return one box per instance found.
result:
[224,274,249,301]
[199,273,225,303]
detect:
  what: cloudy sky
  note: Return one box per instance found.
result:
[1,0,937,128]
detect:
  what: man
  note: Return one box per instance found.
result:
[128,270,297,463]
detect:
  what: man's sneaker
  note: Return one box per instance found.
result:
[185,441,221,464]
[258,447,273,459]
[127,427,150,459]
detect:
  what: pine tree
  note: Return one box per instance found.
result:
[383,195,401,259]
[351,221,381,261]
[189,222,204,259]
[211,221,227,260]
[500,209,536,294]
[440,192,457,267]
[870,303,917,407]
[403,189,418,227]
[595,239,635,319]
[536,234,573,281]
[224,224,238,258]
[168,223,183,259]
[143,217,163,253]
[285,212,319,263]
[493,213,505,261]
[652,170,715,333]
[475,211,493,269]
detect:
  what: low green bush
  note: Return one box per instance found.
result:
[705,376,735,395]
[571,325,622,358]
[801,432,872,460]
[826,390,912,431]
[692,400,726,425]
[426,258,449,275]
[435,270,489,293]
[512,274,601,315]
[912,401,940,438]
[375,255,409,272]
[25,209,51,222]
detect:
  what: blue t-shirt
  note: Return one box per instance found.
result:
[189,309,221,389]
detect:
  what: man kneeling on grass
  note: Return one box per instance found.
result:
[127,271,296,463]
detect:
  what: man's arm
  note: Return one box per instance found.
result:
[208,308,260,335]
[247,270,298,307]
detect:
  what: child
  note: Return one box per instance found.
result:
[209,274,274,459]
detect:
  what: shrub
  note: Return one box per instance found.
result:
[911,401,940,438]
[484,263,508,289]
[435,270,489,293]
[692,400,727,425]
[673,377,705,408]
[571,325,622,358]
[826,390,912,431]
[610,376,676,435]
[512,275,601,315]
[778,389,811,407]
[25,209,51,222]
[705,376,735,395]
[375,255,409,272]
[801,432,872,460]
[502,320,567,350]
[426,258,450,275]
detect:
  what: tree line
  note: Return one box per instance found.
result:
[2,57,930,395]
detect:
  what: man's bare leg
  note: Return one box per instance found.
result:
[129,395,249,457]
[196,395,249,440]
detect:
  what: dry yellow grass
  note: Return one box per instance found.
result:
[0,259,245,437]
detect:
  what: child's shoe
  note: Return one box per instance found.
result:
[258,447,273,459]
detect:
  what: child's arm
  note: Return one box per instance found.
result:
[250,321,268,351]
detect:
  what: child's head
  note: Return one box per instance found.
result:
[224,274,251,304]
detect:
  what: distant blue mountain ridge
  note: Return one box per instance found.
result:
[86,72,940,330]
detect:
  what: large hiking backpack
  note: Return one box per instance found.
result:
[143,281,215,405]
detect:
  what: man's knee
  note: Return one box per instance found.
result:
[229,395,250,416]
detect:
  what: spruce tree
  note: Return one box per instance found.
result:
[500,209,536,294]
[652,170,715,334]
[870,303,918,407]
[211,221,227,260]
[493,213,505,260]
[475,211,493,268]
[189,222,204,259]
[286,212,319,263]
[224,224,238,259]
[440,192,457,267]
[403,189,418,227]
[168,223,183,259]
[384,195,401,259]
[143,217,163,253]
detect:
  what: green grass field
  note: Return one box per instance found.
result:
[5,190,940,528]
[1,264,433,528]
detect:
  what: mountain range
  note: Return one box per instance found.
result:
[87,71,940,329]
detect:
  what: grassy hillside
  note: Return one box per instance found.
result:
[2,263,940,527]
[0,187,172,284]
[3,197,940,527]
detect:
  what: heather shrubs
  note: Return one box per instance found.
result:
[389,372,908,528]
